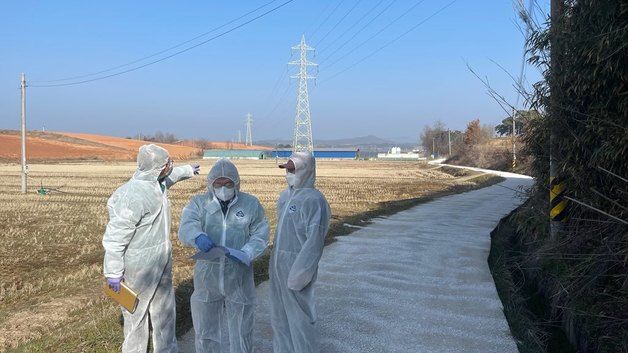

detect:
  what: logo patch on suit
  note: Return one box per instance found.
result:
[288,205,297,214]
[236,210,245,218]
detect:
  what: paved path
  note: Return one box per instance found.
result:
[180,173,533,353]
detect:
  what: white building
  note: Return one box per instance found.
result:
[377,147,425,160]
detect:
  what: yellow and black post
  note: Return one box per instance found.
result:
[549,0,565,239]
[550,175,569,223]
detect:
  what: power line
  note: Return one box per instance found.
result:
[322,0,459,83]
[308,0,347,41]
[258,1,347,133]
[303,1,335,37]
[259,79,293,128]
[323,0,427,70]
[318,0,398,65]
[259,0,381,135]
[262,65,289,111]
[317,0,387,55]
[30,0,282,83]
[252,83,294,144]
[260,75,292,119]
[30,0,295,88]
[314,0,362,47]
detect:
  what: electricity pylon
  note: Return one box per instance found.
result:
[245,113,253,146]
[289,35,317,153]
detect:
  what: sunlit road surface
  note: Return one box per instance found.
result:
[180,171,533,353]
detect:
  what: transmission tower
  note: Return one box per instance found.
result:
[289,35,317,153]
[245,113,253,146]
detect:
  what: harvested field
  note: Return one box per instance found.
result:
[0,159,498,352]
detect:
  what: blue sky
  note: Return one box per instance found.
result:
[0,0,545,143]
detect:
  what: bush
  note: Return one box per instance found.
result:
[507,0,628,351]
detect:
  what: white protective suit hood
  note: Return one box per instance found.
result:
[270,151,331,353]
[133,144,170,182]
[207,158,241,197]
[103,143,195,352]
[288,152,316,189]
[179,158,270,352]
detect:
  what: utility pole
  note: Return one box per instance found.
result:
[245,113,253,146]
[549,0,567,239]
[448,129,452,156]
[512,109,517,169]
[237,130,242,144]
[289,35,317,153]
[20,73,28,194]
[432,137,436,157]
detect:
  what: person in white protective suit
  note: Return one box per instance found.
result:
[178,158,269,353]
[102,144,200,353]
[270,152,331,353]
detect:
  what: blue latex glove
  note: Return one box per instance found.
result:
[192,164,201,175]
[107,277,123,293]
[195,234,215,252]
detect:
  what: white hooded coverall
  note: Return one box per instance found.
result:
[178,158,269,353]
[270,152,331,353]
[102,144,194,353]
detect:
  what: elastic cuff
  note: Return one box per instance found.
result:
[186,165,195,176]
[240,247,254,261]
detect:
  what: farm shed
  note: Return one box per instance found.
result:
[203,149,266,159]
[268,148,358,159]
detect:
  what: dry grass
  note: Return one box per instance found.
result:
[0,159,493,352]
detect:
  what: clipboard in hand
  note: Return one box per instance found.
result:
[103,281,139,313]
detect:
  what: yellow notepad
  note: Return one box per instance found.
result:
[103,282,139,313]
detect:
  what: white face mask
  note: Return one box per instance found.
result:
[214,186,235,201]
[286,173,297,187]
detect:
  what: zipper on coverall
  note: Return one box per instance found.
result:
[219,203,231,295]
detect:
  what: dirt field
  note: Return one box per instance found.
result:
[0,131,267,163]
[60,132,270,154]
[0,159,495,352]
[0,132,129,161]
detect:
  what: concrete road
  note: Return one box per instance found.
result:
[179,173,533,353]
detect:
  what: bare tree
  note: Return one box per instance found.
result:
[420,120,448,155]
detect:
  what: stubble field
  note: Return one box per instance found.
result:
[0,159,497,352]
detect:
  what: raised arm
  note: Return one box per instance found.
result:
[165,165,195,189]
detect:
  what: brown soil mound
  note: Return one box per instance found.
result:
[0,131,201,162]
[59,132,200,159]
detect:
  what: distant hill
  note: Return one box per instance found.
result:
[257,135,403,149]
[316,135,395,147]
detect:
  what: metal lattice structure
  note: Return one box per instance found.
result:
[289,35,317,153]
[245,113,253,146]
